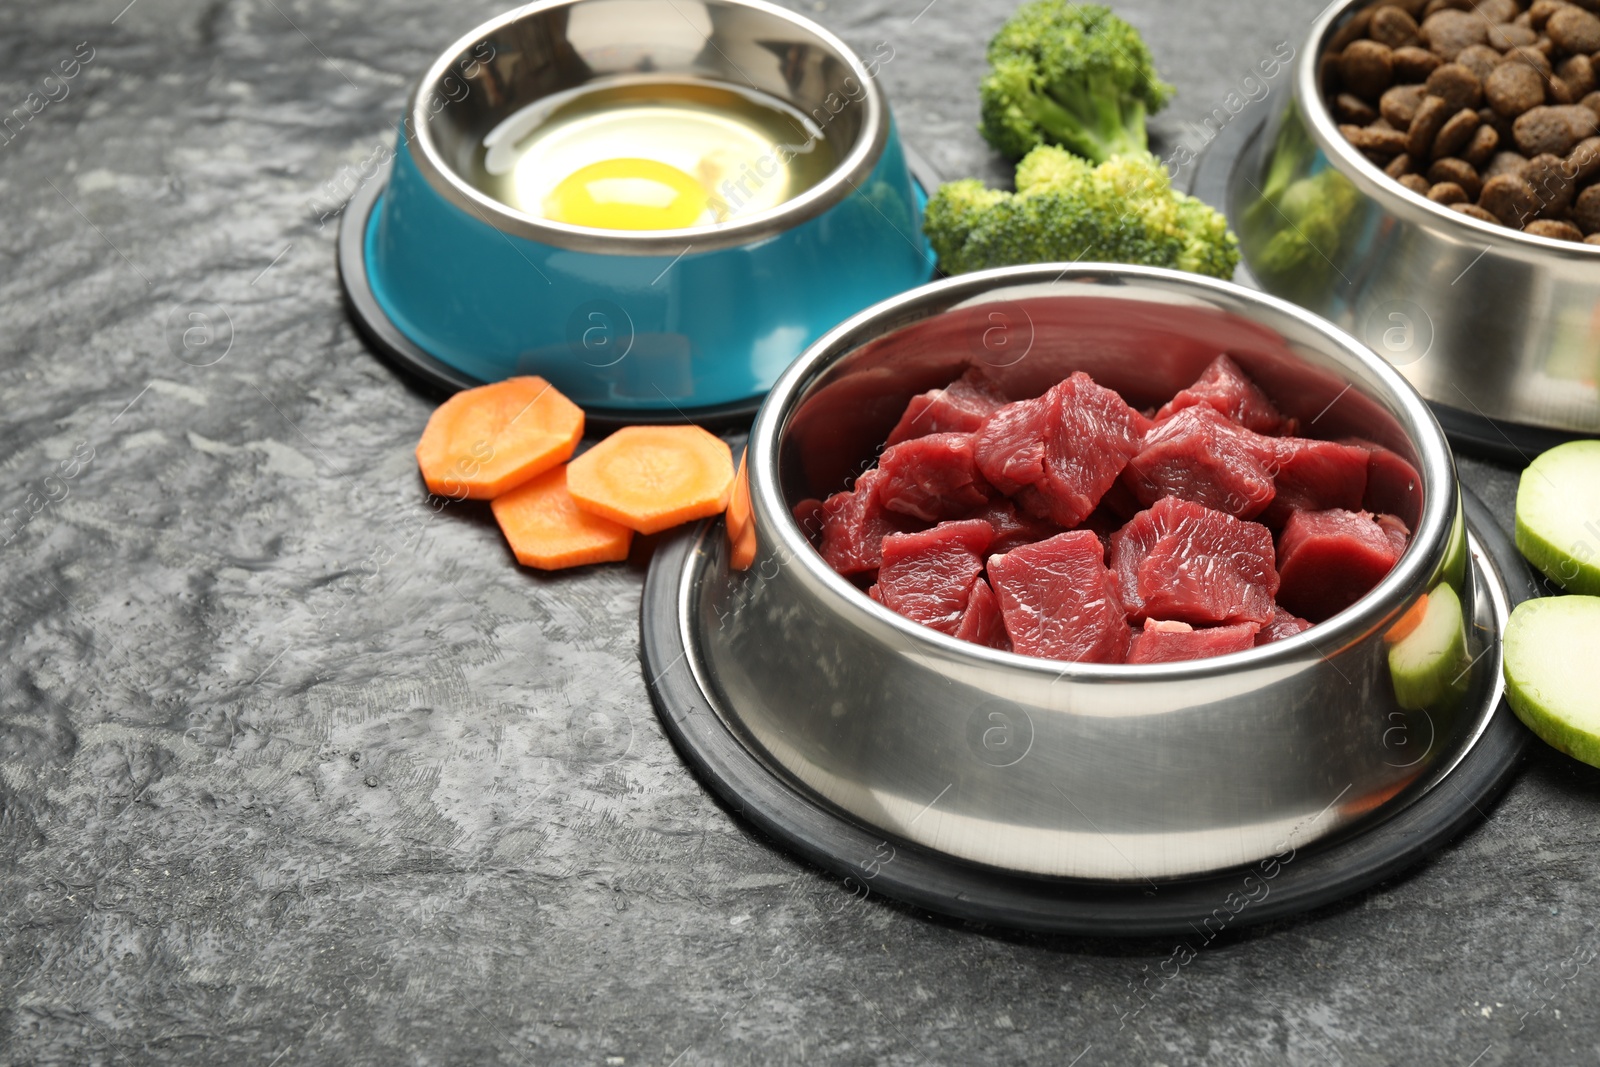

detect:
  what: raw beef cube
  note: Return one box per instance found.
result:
[975,373,1144,527]
[1340,437,1425,519]
[1259,437,1370,527]
[1017,373,1146,527]
[1255,606,1313,645]
[955,577,1011,651]
[1122,406,1279,519]
[1156,354,1295,435]
[1276,508,1402,622]
[819,468,917,576]
[1109,496,1279,625]
[876,432,994,522]
[875,520,995,635]
[885,368,1007,446]
[1376,513,1411,555]
[1365,446,1423,519]
[1127,619,1262,663]
[1108,503,1172,616]
[989,531,1131,663]
[792,497,826,546]
[967,499,1063,554]
[972,391,1054,496]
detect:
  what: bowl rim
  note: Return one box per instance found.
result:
[748,263,1458,681]
[1299,0,1600,259]
[405,0,890,256]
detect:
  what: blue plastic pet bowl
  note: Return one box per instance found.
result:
[339,0,936,422]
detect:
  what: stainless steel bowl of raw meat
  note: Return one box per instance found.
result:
[680,263,1504,881]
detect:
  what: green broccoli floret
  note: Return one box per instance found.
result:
[924,146,1240,280]
[1172,195,1242,279]
[979,1,1175,164]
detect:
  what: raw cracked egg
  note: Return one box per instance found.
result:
[474,78,838,231]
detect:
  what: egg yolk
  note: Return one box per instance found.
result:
[543,158,709,230]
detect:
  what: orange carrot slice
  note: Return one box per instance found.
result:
[726,450,752,543]
[726,450,756,570]
[416,376,583,500]
[567,425,734,534]
[490,465,632,570]
[1384,592,1430,644]
[729,519,758,571]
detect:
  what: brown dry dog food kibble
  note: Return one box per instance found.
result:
[1525,218,1587,238]
[1515,104,1600,155]
[1330,7,1376,53]
[1343,123,1411,154]
[1481,105,1517,142]
[1522,151,1577,211]
[1480,172,1542,223]
[1486,61,1548,115]
[1574,184,1600,231]
[1475,0,1519,23]
[1548,7,1600,52]
[1426,63,1485,110]
[1452,202,1502,221]
[1569,135,1600,180]
[1386,152,1420,176]
[1320,51,1343,95]
[1504,45,1554,74]
[1484,149,1532,178]
[1428,180,1472,202]
[1407,94,1453,153]
[1399,173,1434,193]
[1457,45,1503,82]
[1559,55,1597,98]
[1343,40,1397,98]
[1337,93,1380,123]
[1582,90,1600,117]
[1382,84,1429,126]
[1433,107,1483,155]
[1430,155,1486,196]
[1372,4,1423,47]
[1421,9,1491,57]
[1488,23,1540,49]
[1528,0,1569,31]
[1393,45,1444,80]
[1463,122,1502,162]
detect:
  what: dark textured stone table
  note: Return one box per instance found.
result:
[4,0,1599,1064]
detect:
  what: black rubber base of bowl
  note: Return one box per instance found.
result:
[640,486,1533,937]
[1189,104,1592,466]
[337,148,944,432]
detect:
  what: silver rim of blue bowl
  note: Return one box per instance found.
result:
[406,0,890,256]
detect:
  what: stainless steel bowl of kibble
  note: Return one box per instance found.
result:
[643,264,1524,886]
[1231,0,1600,441]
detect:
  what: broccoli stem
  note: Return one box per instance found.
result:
[1040,71,1150,164]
